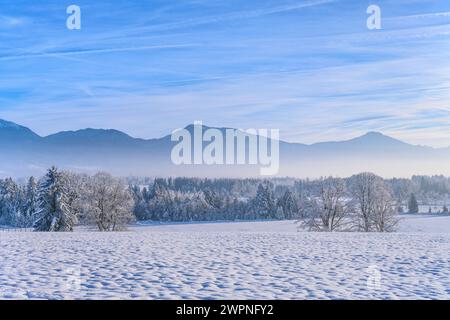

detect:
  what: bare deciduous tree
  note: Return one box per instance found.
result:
[349,172,398,232]
[83,172,134,231]
[303,177,351,232]
[371,187,399,232]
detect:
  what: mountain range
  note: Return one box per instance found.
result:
[0,118,448,178]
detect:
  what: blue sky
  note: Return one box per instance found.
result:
[1,0,450,146]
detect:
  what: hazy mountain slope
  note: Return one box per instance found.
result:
[0,118,449,178]
[0,119,41,144]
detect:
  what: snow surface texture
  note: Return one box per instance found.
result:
[0,216,449,300]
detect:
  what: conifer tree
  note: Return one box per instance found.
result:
[407,193,419,214]
[34,167,77,232]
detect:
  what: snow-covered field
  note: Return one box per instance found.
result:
[0,215,449,300]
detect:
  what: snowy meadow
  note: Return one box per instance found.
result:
[1,168,450,300]
[3,0,450,305]
[0,216,449,300]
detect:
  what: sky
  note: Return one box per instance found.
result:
[1,0,450,147]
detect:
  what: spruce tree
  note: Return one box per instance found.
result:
[254,183,276,219]
[34,167,77,232]
[0,178,23,226]
[22,176,38,227]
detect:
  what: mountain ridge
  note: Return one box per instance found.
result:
[0,118,440,148]
[0,118,448,178]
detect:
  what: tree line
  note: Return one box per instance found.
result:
[0,168,448,232]
[0,167,133,231]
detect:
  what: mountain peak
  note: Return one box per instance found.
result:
[0,119,40,141]
[55,128,132,138]
[362,131,385,137]
[352,131,405,144]
[0,119,23,129]
[43,127,139,146]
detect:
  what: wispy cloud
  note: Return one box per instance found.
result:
[0,44,198,61]
[0,15,28,28]
[136,0,335,32]
[2,0,450,148]
[392,11,450,20]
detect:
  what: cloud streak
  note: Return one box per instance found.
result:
[0,15,28,28]
[2,0,450,148]
[124,0,336,34]
[0,44,197,61]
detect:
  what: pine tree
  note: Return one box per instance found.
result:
[34,167,77,232]
[407,193,419,214]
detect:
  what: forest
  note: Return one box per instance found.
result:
[1,167,449,232]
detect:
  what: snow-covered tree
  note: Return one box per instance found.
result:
[303,177,351,232]
[0,178,24,226]
[277,190,299,219]
[349,172,399,232]
[83,172,134,231]
[148,179,173,221]
[20,176,38,227]
[389,178,415,207]
[349,172,385,232]
[407,193,419,213]
[204,189,223,210]
[371,186,398,232]
[129,184,145,219]
[253,183,276,219]
[64,171,87,216]
[33,167,77,232]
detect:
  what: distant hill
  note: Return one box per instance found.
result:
[0,118,448,178]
